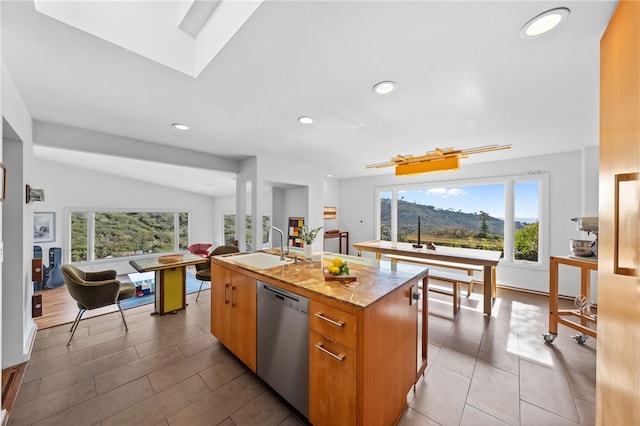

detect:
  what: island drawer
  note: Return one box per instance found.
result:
[309,329,357,426]
[309,300,357,349]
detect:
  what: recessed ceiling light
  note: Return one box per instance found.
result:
[520,7,570,39]
[373,81,397,95]
[172,123,189,130]
[298,116,314,124]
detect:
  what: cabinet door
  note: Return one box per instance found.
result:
[230,271,257,372]
[210,263,232,347]
[309,329,356,426]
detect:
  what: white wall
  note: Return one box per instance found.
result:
[257,155,325,253]
[338,148,599,296]
[32,158,217,275]
[1,61,37,369]
[271,188,285,234]
[583,145,600,216]
[283,187,308,226]
[322,177,340,252]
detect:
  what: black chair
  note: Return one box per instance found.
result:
[61,264,136,345]
[195,245,240,302]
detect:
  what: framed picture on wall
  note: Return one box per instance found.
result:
[34,212,55,243]
[323,206,337,219]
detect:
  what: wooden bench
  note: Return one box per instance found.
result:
[426,270,474,314]
[384,254,482,295]
[384,254,476,315]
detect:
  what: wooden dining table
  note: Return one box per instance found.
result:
[130,253,207,315]
[353,240,503,316]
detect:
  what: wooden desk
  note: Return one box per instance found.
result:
[130,253,207,315]
[353,240,502,316]
[544,256,597,343]
[323,230,349,254]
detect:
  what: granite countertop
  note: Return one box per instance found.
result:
[212,249,428,308]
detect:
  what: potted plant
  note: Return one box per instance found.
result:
[299,226,323,259]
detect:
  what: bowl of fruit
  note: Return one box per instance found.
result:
[324,257,356,282]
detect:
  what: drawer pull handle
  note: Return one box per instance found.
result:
[315,343,345,361]
[224,284,230,304]
[314,312,344,327]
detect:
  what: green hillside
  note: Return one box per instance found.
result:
[382,198,505,234]
[380,199,532,251]
[70,212,187,261]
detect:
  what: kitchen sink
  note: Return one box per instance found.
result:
[225,252,293,269]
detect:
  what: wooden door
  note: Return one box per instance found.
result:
[598,2,640,424]
[210,263,232,347]
[230,271,257,372]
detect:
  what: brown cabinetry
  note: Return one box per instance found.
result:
[210,256,426,425]
[210,263,257,372]
[309,281,419,426]
[309,301,357,426]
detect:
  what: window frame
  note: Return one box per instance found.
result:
[65,208,191,264]
[374,172,548,269]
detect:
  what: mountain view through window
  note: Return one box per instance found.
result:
[380,181,540,262]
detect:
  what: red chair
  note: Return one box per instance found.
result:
[188,243,213,257]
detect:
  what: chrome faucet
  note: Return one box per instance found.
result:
[270,226,287,260]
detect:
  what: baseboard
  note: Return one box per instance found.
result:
[469,281,591,303]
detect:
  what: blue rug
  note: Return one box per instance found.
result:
[120,272,206,310]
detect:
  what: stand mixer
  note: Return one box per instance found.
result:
[570,217,598,257]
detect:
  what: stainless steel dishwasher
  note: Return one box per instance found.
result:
[257,281,309,418]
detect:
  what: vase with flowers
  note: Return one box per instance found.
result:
[299,226,323,259]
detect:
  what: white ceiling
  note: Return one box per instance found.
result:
[1,1,618,197]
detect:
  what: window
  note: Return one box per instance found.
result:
[376,174,546,265]
[223,214,235,246]
[70,210,189,262]
[223,213,271,248]
[70,212,88,262]
[514,180,540,262]
[379,190,392,241]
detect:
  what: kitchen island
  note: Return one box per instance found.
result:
[210,250,428,426]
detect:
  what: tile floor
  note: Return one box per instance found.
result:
[9,286,596,425]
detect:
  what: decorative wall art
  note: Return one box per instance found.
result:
[323,206,337,219]
[34,212,56,243]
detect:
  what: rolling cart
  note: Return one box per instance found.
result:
[543,255,597,344]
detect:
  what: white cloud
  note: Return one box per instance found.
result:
[426,187,466,198]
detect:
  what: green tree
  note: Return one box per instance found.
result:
[380,223,391,241]
[515,222,539,261]
[477,211,490,238]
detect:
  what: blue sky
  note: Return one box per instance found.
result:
[384,182,539,221]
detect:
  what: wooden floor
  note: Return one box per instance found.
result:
[34,286,121,330]
[11,287,596,425]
